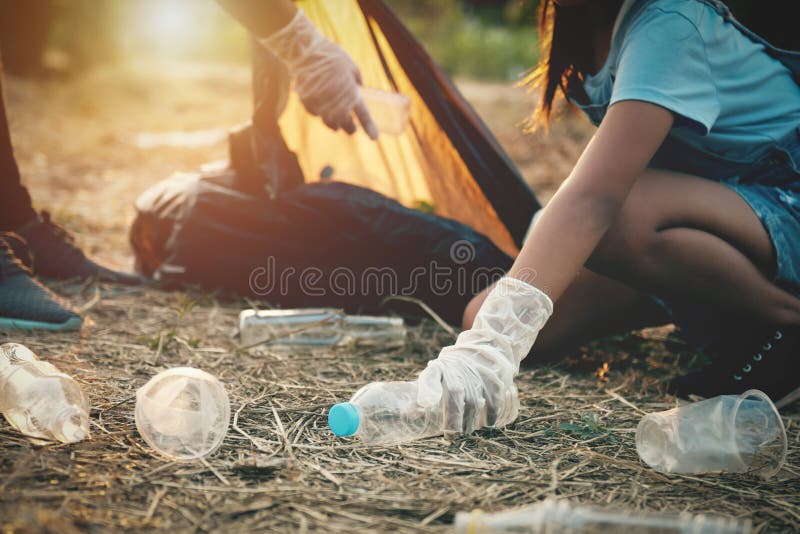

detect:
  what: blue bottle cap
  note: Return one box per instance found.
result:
[328,402,360,437]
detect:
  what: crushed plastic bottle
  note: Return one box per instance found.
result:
[239,308,406,349]
[0,343,90,443]
[331,377,518,445]
[135,367,230,461]
[328,381,442,445]
[361,87,411,136]
[454,498,752,534]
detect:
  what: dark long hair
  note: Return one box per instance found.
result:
[525,0,623,130]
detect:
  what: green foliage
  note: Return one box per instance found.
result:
[385,0,539,81]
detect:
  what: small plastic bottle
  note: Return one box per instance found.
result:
[360,87,411,136]
[454,498,752,534]
[0,343,90,443]
[329,381,442,445]
[239,308,406,349]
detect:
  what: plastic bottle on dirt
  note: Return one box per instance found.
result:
[454,498,752,534]
[239,308,406,349]
[328,381,442,445]
[0,343,90,443]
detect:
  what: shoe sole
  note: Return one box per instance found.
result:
[775,386,800,410]
[0,316,82,332]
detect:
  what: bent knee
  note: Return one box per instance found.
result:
[587,209,657,276]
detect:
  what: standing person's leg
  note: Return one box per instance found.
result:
[0,50,141,284]
[0,50,37,231]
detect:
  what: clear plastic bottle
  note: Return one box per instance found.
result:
[454,498,752,534]
[239,308,406,349]
[360,87,411,136]
[329,381,443,445]
[0,343,90,443]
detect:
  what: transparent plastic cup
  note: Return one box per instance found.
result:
[135,367,230,461]
[636,389,786,479]
[360,87,411,136]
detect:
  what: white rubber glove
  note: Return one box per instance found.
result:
[258,9,378,139]
[417,277,553,434]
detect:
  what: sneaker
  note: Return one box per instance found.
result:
[668,326,800,409]
[16,211,143,284]
[0,234,82,331]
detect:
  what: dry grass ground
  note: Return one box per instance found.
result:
[1,62,799,532]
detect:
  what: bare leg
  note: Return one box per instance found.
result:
[531,268,669,360]
[588,169,800,326]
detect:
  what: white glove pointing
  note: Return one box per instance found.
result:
[259,9,378,139]
[417,277,553,434]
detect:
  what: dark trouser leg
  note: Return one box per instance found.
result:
[0,50,37,231]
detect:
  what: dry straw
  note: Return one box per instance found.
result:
[1,285,798,532]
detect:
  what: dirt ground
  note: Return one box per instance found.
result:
[1,62,799,533]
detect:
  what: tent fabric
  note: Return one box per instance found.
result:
[273,0,539,255]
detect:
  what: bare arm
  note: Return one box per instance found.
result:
[509,100,674,301]
[216,0,297,38]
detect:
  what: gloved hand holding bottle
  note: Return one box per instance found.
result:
[217,0,378,139]
[328,277,553,444]
[258,9,378,139]
[417,277,553,434]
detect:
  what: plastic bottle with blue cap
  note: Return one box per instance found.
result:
[329,381,445,445]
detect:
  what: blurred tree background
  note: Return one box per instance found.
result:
[0,0,797,81]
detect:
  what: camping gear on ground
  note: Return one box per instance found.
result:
[239,308,405,349]
[328,381,445,444]
[360,87,410,135]
[135,367,230,461]
[454,498,751,534]
[130,0,539,320]
[636,390,786,479]
[131,175,512,326]
[0,343,90,443]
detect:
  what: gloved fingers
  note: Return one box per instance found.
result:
[442,379,466,433]
[461,389,483,435]
[320,114,339,132]
[417,361,445,409]
[353,98,379,140]
[340,115,357,135]
[477,368,506,427]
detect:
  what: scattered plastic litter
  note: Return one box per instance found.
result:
[361,87,411,136]
[0,343,90,444]
[454,498,752,533]
[329,380,453,445]
[636,389,786,479]
[239,308,405,349]
[135,367,230,461]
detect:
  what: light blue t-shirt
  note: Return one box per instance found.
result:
[577,0,800,164]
